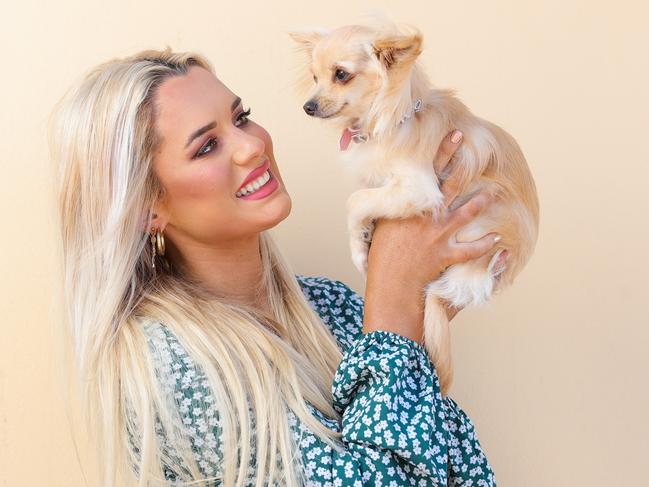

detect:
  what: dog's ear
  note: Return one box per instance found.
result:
[288,29,328,55]
[372,32,423,69]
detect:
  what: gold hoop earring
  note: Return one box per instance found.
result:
[155,229,166,256]
[149,227,158,269]
[150,227,169,271]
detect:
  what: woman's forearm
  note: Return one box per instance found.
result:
[362,276,425,344]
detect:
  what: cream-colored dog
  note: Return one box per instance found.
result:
[291,23,539,395]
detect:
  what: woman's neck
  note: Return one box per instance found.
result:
[167,232,270,312]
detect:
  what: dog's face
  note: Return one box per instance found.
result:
[290,25,422,128]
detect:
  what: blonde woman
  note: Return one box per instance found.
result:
[49,48,503,486]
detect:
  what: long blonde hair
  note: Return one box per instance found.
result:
[49,48,345,486]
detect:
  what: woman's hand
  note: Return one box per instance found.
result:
[433,130,471,322]
[362,130,500,344]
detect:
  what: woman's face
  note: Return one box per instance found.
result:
[150,66,291,248]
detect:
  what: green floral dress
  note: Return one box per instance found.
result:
[139,275,497,486]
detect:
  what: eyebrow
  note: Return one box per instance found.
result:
[184,96,242,149]
[336,61,355,71]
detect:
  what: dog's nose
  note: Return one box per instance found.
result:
[303,100,318,116]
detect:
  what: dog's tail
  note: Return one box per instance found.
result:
[422,249,510,396]
[422,291,453,396]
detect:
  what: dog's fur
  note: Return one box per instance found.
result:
[291,23,539,395]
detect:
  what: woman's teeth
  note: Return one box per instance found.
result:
[236,170,271,197]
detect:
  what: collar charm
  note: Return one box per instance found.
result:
[398,98,423,125]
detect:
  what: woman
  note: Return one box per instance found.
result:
[49,48,502,486]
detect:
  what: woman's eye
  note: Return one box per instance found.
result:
[334,69,350,82]
[234,108,252,127]
[195,138,217,158]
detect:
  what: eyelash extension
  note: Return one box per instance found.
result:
[235,107,252,126]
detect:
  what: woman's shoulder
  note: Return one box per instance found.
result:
[294,274,363,308]
[295,274,365,353]
[136,317,195,378]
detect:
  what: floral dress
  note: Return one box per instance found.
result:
[140,275,497,486]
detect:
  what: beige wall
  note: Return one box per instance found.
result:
[2,0,647,485]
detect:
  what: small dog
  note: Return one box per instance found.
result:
[291,22,539,395]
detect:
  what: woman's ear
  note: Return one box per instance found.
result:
[142,200,169,233]
[150,212,167,232]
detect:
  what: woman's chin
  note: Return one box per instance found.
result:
[273,192,292,224]
[255,192,292,230]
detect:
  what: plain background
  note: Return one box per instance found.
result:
[1,1,647,485]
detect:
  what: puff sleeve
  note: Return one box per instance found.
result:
[295,276,496,486]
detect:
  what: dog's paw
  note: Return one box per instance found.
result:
[492,250,509,277]
[351,250,368,276]
[360,227,373,243]
[350,239,369,277]
[491,249,509,292]
[359,219,376,243]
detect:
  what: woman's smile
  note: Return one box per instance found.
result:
[234,156,280,199]
[236,166,279,200]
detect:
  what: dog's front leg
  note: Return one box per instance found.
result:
[348,217,375,278]
[346,187,388,277]
[346,184,417,277]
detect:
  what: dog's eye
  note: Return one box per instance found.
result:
[313,74,318,83]
[334,69,351,82]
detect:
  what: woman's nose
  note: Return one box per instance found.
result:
[230,127,265,166]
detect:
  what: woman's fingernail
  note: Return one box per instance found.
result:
[493,234,502,243]
[451,130,463,144]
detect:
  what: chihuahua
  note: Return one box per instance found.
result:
[291,22,539,395]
